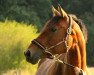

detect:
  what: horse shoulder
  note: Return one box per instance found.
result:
[36,58,56,75]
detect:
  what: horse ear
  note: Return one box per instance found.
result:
[52,6,60,16]
[58,5,68,19]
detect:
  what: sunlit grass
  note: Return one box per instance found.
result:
[2,67,94,75]
[2,69,36,75]
[88,67,94,75]
[0,20,38,74]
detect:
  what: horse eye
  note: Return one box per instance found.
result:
[50,28,57,32]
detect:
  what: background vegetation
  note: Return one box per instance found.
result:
[0,0,94,74]
[0,20,38,74]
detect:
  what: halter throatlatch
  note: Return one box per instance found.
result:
[32,15,75,68]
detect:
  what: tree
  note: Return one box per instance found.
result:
[0,0,52,29]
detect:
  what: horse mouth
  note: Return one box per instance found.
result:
[24,49,54,64]
[25,50,43,64]
[25,56,40,64]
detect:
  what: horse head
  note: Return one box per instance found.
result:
[24,6,87,65]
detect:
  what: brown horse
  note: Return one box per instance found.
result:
[24,6,88,75]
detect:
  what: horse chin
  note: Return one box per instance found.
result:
[26,56,39,64]
[26,50,43,64]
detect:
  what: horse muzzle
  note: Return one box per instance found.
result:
[24,50,42,64]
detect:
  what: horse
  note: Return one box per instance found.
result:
[24,5,88,75]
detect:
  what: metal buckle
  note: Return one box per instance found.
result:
[67,27,72,35]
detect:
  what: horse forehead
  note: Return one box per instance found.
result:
[47,18,68,28]
[47,16,61,25]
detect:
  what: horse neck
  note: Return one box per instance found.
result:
[66,21,87,72]
[57,23,87,75]
[37,57,64,75]
[66,45,81,75]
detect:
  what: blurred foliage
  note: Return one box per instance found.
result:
[0,0,52,29]
[0,20,38,74]
[0,0,94,66]
[81,12,94,66]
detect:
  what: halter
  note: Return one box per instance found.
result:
[32,15,75,68]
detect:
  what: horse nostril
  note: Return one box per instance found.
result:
[24,50,31,57]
